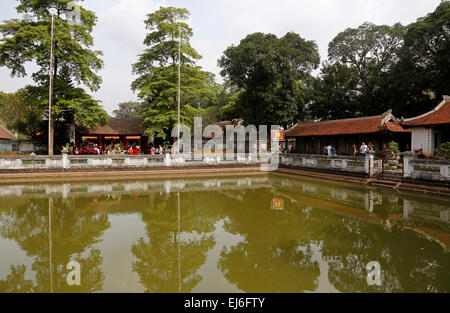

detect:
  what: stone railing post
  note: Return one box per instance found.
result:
[62,152,69,169]
[403,152,413,178]
[164,153,172,167]
[368,153,375,177]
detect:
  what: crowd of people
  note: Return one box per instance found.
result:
[323,142,375,157]
[67,143,165,156]
[282,143,297,153]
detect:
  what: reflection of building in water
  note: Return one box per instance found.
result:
[0,177,271,199]
[403,200,449,224]
[364,191,383,215]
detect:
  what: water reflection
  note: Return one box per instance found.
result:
[131,191,220,293]
[0,197,109,292]
[0,174,448,293]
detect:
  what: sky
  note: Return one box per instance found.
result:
[0,0,443,115]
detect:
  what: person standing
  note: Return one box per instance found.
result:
[326,144,332,156]
[360,142,368,156]
[353,144,358,156]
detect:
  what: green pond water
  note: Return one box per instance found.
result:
[0,173,449,293]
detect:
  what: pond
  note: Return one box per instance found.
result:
[0,173,449,293]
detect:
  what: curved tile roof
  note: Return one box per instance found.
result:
[0,124,15,140]
[402,98,450,127]
[80,118,145,135]
[285,112,407,137]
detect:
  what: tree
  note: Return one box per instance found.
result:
[132,6,215,141]
[218,32,319,127]
[315,22,405,117]
[0,0,107,150]
[0,90,27,130]
[0,197,110,292]
[308,62,360,120]
[390,0,450,117]
[0,88,46,139]
[113,101,144,119]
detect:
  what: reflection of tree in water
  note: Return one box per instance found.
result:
[0,197,110,293]
[218,189,321,292]
[131,191,224,293]
[321,217,450,293]
[271,175,450,292]
[0,265,33,293]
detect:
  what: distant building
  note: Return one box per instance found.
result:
[0,124,43,154]
[401,96,450,155]
[0,124,15,140]
[192,119,246,153]
[76,118,149,152]
[284,110,411,155]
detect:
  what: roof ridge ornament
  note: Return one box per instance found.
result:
[382,109,392,116]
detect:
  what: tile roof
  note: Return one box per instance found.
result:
[80,118,145,135]
[384,122,411,133]
[402,98,450,127]
[202,119,244,139]
[0,124,15,140]
[285,112,408,137]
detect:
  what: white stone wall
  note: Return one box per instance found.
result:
[411,127,435,154]
[403,154,450,182]
[280,154,374,176]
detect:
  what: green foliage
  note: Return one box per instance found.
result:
[132,6,215,140]
[390,0,450,117]
[436,142,450,158]
[113,101,144,119]
[184,105,222,130]
[310,2,450,120]
[0,87,46,138]
[219,32,319,127]
[310,22,405,119]
[386,141,401,156]
[308,62,359,120]
[0,0,103,90]
[0,0,107,147]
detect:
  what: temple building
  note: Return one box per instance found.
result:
[284,110,411,155]
[76,118,149,152]
[401,96,450,155]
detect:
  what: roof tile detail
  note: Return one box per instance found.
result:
[285,114,406,137]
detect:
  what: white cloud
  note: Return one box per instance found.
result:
[89,0,167,113]
[0,0,443,115]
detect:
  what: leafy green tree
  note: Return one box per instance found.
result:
[132,6,215,141]
[0,90,29,131]
[219,32,319,127]
[113,101,144,119]
[0,197,110,292]
[131,191,222,292]
[318,22,405,117]
[0,265,34,293]
[0,0,107,149]
[390,0,450,117]
[308,62,359,120]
